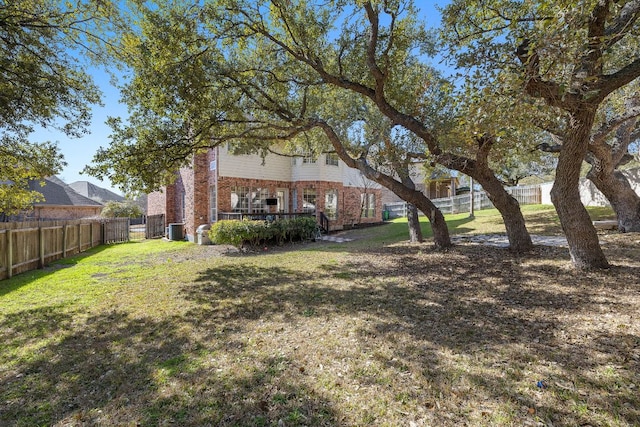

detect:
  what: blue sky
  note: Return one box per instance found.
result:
[32,1,446,196]
[31,66,126,194]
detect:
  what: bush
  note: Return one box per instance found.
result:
[208,217,318,248]
[101,200,143,218]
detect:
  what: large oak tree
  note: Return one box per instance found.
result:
[443,0,640,268]
[0,0,115,215]
[89,0,539,252]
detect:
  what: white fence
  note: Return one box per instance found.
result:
[384,184,542,218]
[384,169,640,218]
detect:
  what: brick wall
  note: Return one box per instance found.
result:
[147,148,383,237]
[147,190,167,218]
[147,183,180,228]
[30,206,103,220]
[217,177,382,230]
[181,152,211,240]
[217,177,293,212]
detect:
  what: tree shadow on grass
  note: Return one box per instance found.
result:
[0,305,340,426]
[184,243,640,425]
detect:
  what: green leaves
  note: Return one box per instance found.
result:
[0,0,118,214]
[0,136,65,215]
[100,200,144,218]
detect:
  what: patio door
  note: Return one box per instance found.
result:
[276,189,288,213]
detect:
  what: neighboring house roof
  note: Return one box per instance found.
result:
[427,169,459,181]
[29,176,103,207]
[69,180,125,203]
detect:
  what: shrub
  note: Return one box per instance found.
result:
[208,217,318,248]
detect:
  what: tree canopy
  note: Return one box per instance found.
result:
[100,200,143,218]
[441,0,640,268]
[86,0,640,267]
[0,0,114,215]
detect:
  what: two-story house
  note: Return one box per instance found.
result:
[147,146,383,241]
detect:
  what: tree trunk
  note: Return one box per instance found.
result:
[369,171,450,248]
[474,169,533,253]
[587,167,640,232]
[388,185,450,249]
[400,174,424,243]
[359,168,450,248]
[552,110,609,269]
[436,153,533,252]
[406,203,423,243]
[320,123,451,249]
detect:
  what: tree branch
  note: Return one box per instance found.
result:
[604,0,640,48]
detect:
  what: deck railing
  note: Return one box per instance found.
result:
[217,212,315,221]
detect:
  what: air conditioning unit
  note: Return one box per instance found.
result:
[167,223,184,241]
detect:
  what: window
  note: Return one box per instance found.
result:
[251,188,269,213]
[181,192,186,220]
[325,153,339,166]
[361,193,375,218]
[231,186,250,213]
[325,190,338,220]
[232,186,270,213]
[302,151,317,164]
[292,188,298,211]
[303,189,316,213]
[210,185,217,222]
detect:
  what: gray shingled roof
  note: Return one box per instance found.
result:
[29,176,103,207]
[69,180,125,203]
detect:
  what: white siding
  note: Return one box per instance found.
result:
[291,154,343,182]
[219,147,381,189]
[341,166,381,189]
[218,146,292,181]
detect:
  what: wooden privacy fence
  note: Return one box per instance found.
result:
[145,214,166,239]
[0,218,132,280]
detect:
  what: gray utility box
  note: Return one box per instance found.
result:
[167,223,184,241]
[196,224,212,245]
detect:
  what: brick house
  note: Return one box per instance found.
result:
[147,146,383,241]
[6,176,104,221]
[380,164,460,205]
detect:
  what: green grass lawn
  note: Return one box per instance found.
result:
[1,205,638,426]
[347,204,616,244]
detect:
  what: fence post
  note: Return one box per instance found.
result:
[469,178,475,218]
[62,225,67,258]
[7,229,12,279]
[39,226,45,268]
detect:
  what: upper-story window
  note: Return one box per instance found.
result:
[302,151,317,164]
[325,153,339,166]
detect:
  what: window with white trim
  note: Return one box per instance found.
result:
[302,151,317,164]
[231,186,270,213]
[231,186,250,213]
[210,185,217,222]
[325,189,338,220]
[361,193,375,218]
[303,189,316,213]
[325,153,339,166]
